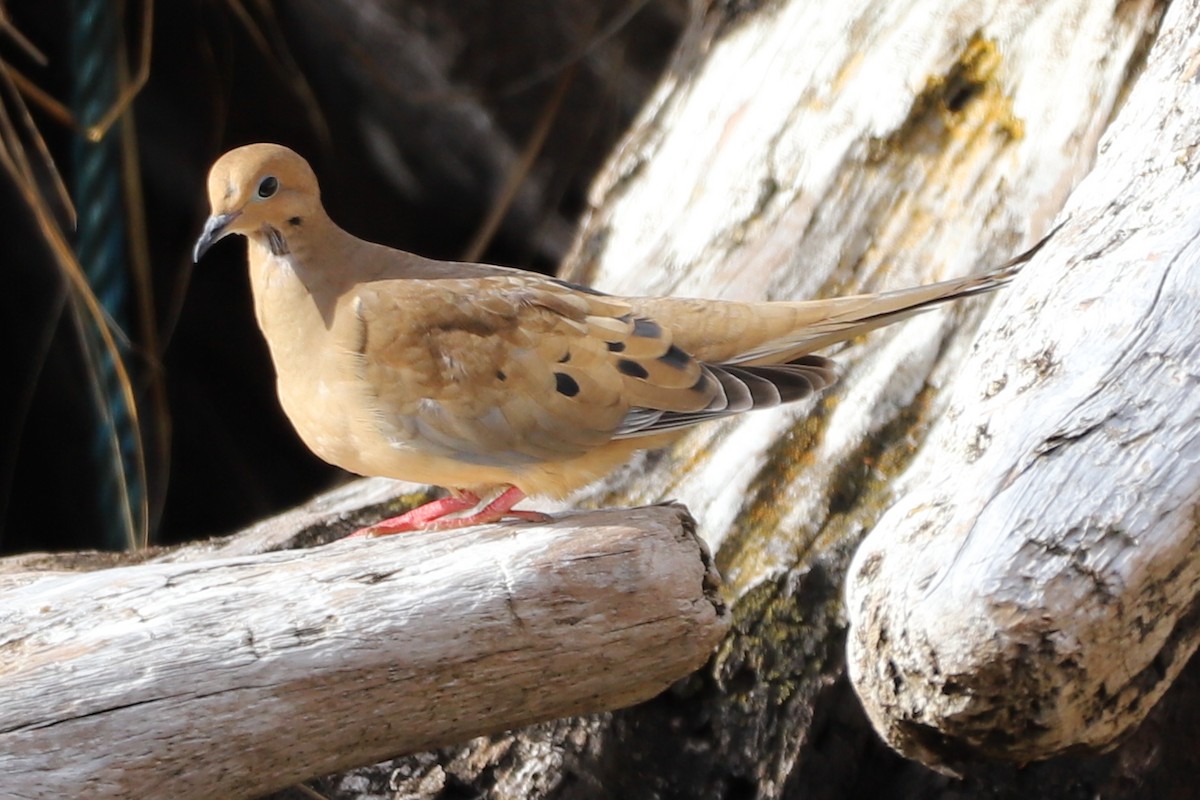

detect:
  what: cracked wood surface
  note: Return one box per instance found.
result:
[846,0,1200,768]
[0,504,727,800]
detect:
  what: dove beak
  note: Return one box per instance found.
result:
[193,211,242,262]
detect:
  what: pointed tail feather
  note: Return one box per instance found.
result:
[613,355,836,438]
[611,224,1063,439]
[732,223,1062,365]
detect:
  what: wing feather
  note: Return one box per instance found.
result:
[351,274,849,466]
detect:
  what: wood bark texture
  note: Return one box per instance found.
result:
[846,0,1200,766]
[0,505,727,800]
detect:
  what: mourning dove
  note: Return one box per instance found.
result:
[194,143,1049,535]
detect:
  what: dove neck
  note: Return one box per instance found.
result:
[246,210,364,335]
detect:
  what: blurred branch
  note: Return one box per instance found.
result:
[224,0,332,144]
[0,13,149,548]
[462,63,576,262]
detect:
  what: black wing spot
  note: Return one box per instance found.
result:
[496,370,507,381]
[607,341,626,353]
[554,372,580,397]
[633,317,662,338]
[658,344,690,370]
[617,359,649,379]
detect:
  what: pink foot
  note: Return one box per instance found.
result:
[348,492,479,537]
[425,487,551,530]
[349,487,550,537]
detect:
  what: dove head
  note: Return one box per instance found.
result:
[193,143,324,262]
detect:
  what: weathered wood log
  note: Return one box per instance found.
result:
[0,478,416,590]
[0,505,727,800]
[846,0,1200,768]
[293,1,1180,797]
[559,0,1154,594]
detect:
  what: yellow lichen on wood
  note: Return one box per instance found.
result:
[719,384,939,597]
[853,31,1026,280]
[870,31,1024,164]
[803,385,937,558]
[715,396,836,593]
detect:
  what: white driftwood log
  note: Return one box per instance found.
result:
[0,505,727,800]
[561,0,1157,597]
[846,0,1200,767]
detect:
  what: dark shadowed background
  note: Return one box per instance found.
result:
[0,0,685,552]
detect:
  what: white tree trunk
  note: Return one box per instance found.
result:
[846,0,1200,766]
[0,505,726,800]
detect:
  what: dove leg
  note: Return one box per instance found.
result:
[428,486,551,529]
[350,486,550,536]
[349,491,482,537]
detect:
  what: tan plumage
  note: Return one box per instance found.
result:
[194,143,1047,533]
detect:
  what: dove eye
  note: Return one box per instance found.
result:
[257,176,279,199]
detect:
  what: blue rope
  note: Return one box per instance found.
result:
[70,0,140,550]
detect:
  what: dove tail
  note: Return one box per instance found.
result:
[612,223,1063,439]
[730,222,1063,366]
[613,354,836,437]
